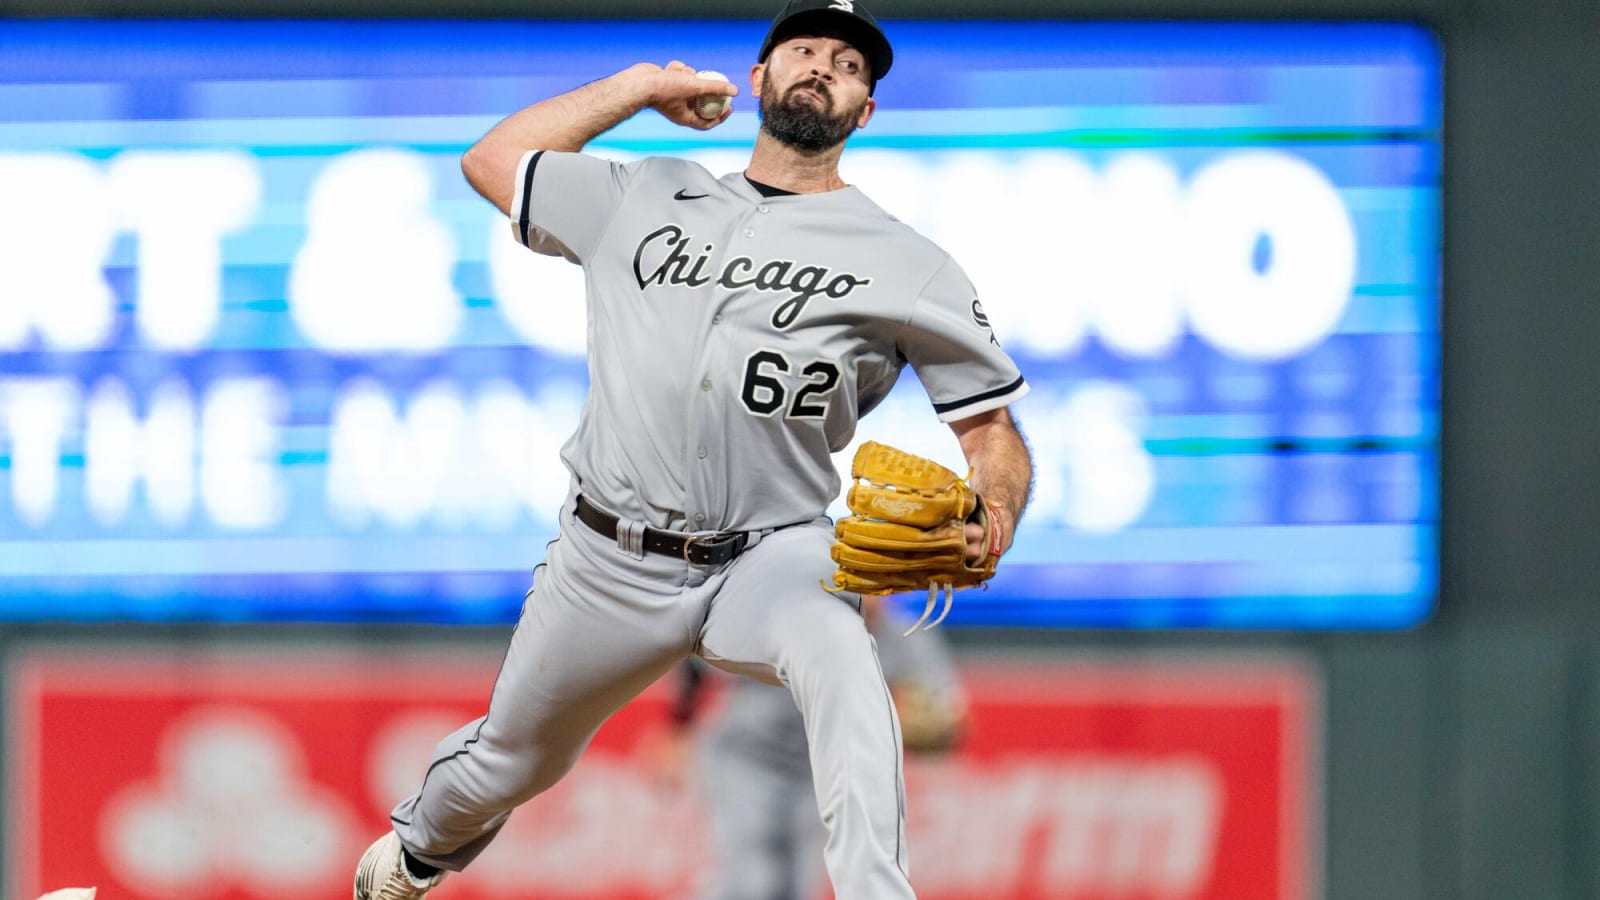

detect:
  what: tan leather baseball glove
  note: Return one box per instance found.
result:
[828,441,1005,633]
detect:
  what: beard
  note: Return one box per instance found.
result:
[758,70,866,152]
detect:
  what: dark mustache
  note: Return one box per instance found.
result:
[787,78,831,102]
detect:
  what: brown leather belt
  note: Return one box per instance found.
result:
[575,494,752,566]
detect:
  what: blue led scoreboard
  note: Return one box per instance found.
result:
[0,21,1441,626]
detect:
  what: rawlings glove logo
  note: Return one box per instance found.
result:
[866,495,924,519]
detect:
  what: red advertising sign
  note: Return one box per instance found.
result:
[6,647,1317,900]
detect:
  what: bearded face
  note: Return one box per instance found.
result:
[758,65,870,152]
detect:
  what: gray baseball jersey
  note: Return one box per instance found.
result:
[510,150,1028,532]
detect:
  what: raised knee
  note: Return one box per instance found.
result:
[780,611,878,685]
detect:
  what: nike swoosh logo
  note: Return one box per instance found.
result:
[674,189,710,200]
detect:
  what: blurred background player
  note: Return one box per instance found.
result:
[645,595,968,900]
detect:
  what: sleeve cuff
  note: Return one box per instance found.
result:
[508,149,545,248]
[932,377,1030,423]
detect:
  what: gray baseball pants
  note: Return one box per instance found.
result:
[388,501,913,900]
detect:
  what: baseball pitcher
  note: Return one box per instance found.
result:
[353,2,1034,898]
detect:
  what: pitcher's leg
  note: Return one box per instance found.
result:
[698,524,914,900]
[391,527,698,870]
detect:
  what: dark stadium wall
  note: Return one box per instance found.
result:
[0,0,1595,898]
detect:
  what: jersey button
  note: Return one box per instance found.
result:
[693,513,707,524]
[700,377,712,392]
[697,444,709,459]
[758,205,770,214]
[743,228,755,238]
[712,314,723,325]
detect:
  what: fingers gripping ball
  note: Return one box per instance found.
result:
[693,70,732,120]
[828,442,1006,633]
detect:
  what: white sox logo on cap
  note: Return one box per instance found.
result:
[759,0,893,84]
[633,224,873,329]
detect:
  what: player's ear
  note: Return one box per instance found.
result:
[750,63,765,98]
[856,97,876,129]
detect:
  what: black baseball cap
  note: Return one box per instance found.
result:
[757,0,894,89]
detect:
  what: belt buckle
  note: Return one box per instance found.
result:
[681,531,739,565]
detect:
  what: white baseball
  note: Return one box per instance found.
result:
[693,70,732,120]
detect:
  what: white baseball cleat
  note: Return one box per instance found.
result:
[354,832,446,900]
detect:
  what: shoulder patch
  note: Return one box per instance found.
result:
[971,299,999,345]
